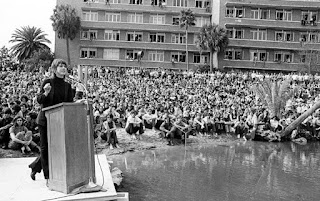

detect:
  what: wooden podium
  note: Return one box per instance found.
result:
[43,102,95,194]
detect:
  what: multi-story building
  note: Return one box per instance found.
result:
[55,0,320,72]
[55,0,212,71]
[216,0,320,72]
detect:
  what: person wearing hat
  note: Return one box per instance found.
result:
[28,59,75,183]
[0,108,13,149]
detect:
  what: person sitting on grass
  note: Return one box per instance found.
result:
[171,115,192,143]
[125,110,144,140]
[102,114,119,149]
[142,108,157,131]
[0,108,14,149]
[159,114,174,146]
[8,116,40,154]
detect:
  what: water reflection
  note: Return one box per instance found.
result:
[109,142,320,201]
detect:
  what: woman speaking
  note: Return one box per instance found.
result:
[29,59,74,184]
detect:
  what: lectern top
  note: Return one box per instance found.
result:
[42,102,86,112]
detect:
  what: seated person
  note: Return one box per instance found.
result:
[159,115,174,145]
[234,117,247,140]
[125,110,144,140]
[142,109,157,130]
[194,113,206,136]
[0,108,14,149]
[171,115,192,142]
[8,116,39,154]
[101,114,119,149]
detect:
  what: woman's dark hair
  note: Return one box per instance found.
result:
[12,116,24,127]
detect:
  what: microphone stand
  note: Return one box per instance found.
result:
[68,78,106,194]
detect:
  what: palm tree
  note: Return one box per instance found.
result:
[250,78,320,138]
[9,26,50,63]
[51,4,81,66]
[251,78,296,119]
[179,9,196,71]
[282,101,320,137]
[196,23,229,72]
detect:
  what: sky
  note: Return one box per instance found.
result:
[0,0,56,51]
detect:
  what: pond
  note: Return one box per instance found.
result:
[108,141,320,201]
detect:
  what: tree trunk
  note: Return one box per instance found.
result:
[281,101,320,137]
[209,51,213,73]
[185,29,189,71]
[66,38,71,67]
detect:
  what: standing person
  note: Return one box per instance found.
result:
[29,59,74,183]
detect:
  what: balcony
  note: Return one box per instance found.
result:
[81,2,211,16]
[224,17,320,31]
[79,40,200,52]
[220,59,303,72]
[78,58,193,70]
[228,39,302,50]
[225,0,320,10]
[81,21,201,33]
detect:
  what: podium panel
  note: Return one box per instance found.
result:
[44,102,95,194]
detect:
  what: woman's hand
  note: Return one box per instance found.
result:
[43,83,51,96]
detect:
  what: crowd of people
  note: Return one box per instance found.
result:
[1,65,320,154]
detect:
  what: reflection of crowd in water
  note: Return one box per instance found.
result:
[2,66,320,152]
[116,142,320,179]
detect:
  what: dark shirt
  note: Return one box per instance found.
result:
[36,75,74,126]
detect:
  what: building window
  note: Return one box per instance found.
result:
[103,49,119,60]
[81,30,98,40]
[104,30,120,41]
[109,0,121,3]
[300,54,306,63]
[227,29,233,38]
[171,52,186,62]
[148,51,164,62]
[151,0,166,6]
[275,31,293,42]
[80,48,97,59]
[276,10,292,21]
[129,0,143,4]
[302,11,318,26]
[251,9,259,19]
[128,13,143,23]
[224,49,242,60]
[310,32,318,43]
[250,29,267,40]
[235,7,244,18]
[126,50,141,60]
[193,54,208,63]
[173,0,188,7]
[195,17,210,27]
[195,0,210,8]
[82,11,98,21]
[250,50,267,61]
[149,33,165,43]
[251,8,270,19]
[150,14,165,24]
[275,52,294,63]
[171,33,186,44]
[284,53,292,63]
[172,17,180,25]
[226,7,234,17]
[105,12,121,22]
[234,29,243,39]
[260,9,270,19]
[274,52,282,62]
[127,32,143,41]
